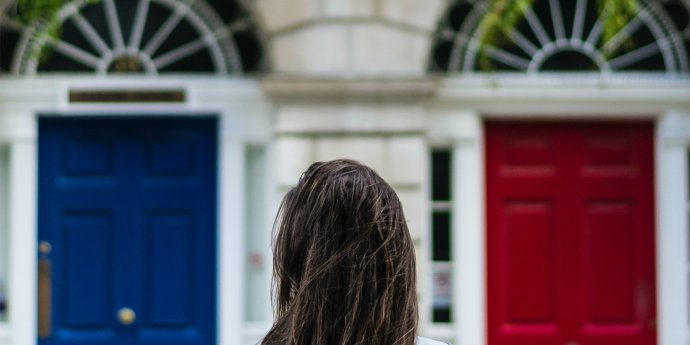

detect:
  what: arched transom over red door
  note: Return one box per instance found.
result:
[485,122,656,345]
[431,0,690,73]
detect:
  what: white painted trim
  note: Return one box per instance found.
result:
[7,140,37,345]
[426,108,485,345]
[218,137,245,345]
[657,110,690,345]
[260,76,437,99]
[436,75,690,116]
[419,142,432,333]
[0,79,55,345]
[263,139,279,322]
[0,324,9,345]
[452,111,484,345]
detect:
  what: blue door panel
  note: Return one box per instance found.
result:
[146,211,193,325]
[62,212,111,326]
[39,117,217,345]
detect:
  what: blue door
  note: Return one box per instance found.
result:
[38,117,217,345]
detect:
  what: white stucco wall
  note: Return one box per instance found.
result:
[252,0,446,74]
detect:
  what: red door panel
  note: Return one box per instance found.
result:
[486,122,656,345]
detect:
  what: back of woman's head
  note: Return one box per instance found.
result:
[262,159,418,345]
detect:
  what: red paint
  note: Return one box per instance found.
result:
[486,122,656,345]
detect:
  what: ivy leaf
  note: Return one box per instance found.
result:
[12,0,100,62]
[16,0,64,25]
[477,0,535,70]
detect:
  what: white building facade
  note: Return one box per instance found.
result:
[0,0,689,345]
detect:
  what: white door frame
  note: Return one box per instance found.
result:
[428,75,690,345]
[0,76,272,345]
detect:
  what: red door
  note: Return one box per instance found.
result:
[486,122,656,345]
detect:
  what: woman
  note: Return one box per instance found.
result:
[262,159,449,345]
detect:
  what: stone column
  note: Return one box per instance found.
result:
[657,109,690,345]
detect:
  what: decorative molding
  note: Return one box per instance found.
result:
[658,109,690,145]
[434,74,690,115]
[260,76,438,99]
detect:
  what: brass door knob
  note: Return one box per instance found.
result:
[38,241,52,255]
[117,307,136,325]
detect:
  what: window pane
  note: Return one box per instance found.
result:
[432,150,452,201]
[432,263,453,323]
[432,307,452,323]
[430,149,454,324]
[432,211,451,261]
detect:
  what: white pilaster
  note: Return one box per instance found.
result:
[218,133,245,345]
[7,139,37,345]
[452,111,485,345]
[657,109,690,345]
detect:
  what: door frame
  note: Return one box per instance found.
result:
[426,75,690,345]
[0,76,273,345]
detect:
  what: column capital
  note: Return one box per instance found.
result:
[659,109,690,146]
[427,108,482,144]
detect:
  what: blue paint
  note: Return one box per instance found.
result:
[39,117,217,345]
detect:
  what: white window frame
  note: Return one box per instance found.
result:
[424,147,457,341]
[427,74,690,345]
[0,76,272,345]
[426,108,484,345]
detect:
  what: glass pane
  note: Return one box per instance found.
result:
[432,263,453,323]
[432,211,451,261]
[432,307,452,323]
[432,150,452,201]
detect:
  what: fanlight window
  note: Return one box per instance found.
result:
[0,0,265,75]
[431,0,690,73]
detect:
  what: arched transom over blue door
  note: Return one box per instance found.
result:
[430,0,690,73]
[0,0,265,74]
[38,117,218,345]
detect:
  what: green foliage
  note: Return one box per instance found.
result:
[13,0,66,61]
[477,0,535,70]
[11,0,98,61]
[15,0,64,25]
[598,0,639,55]
[477,0,640,70]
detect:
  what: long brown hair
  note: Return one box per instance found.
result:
[262,159,418,345]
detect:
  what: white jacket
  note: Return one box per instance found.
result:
[417,336,450,345]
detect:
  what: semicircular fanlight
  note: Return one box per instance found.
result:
[0,0,266,75]
[430,0,690,74]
